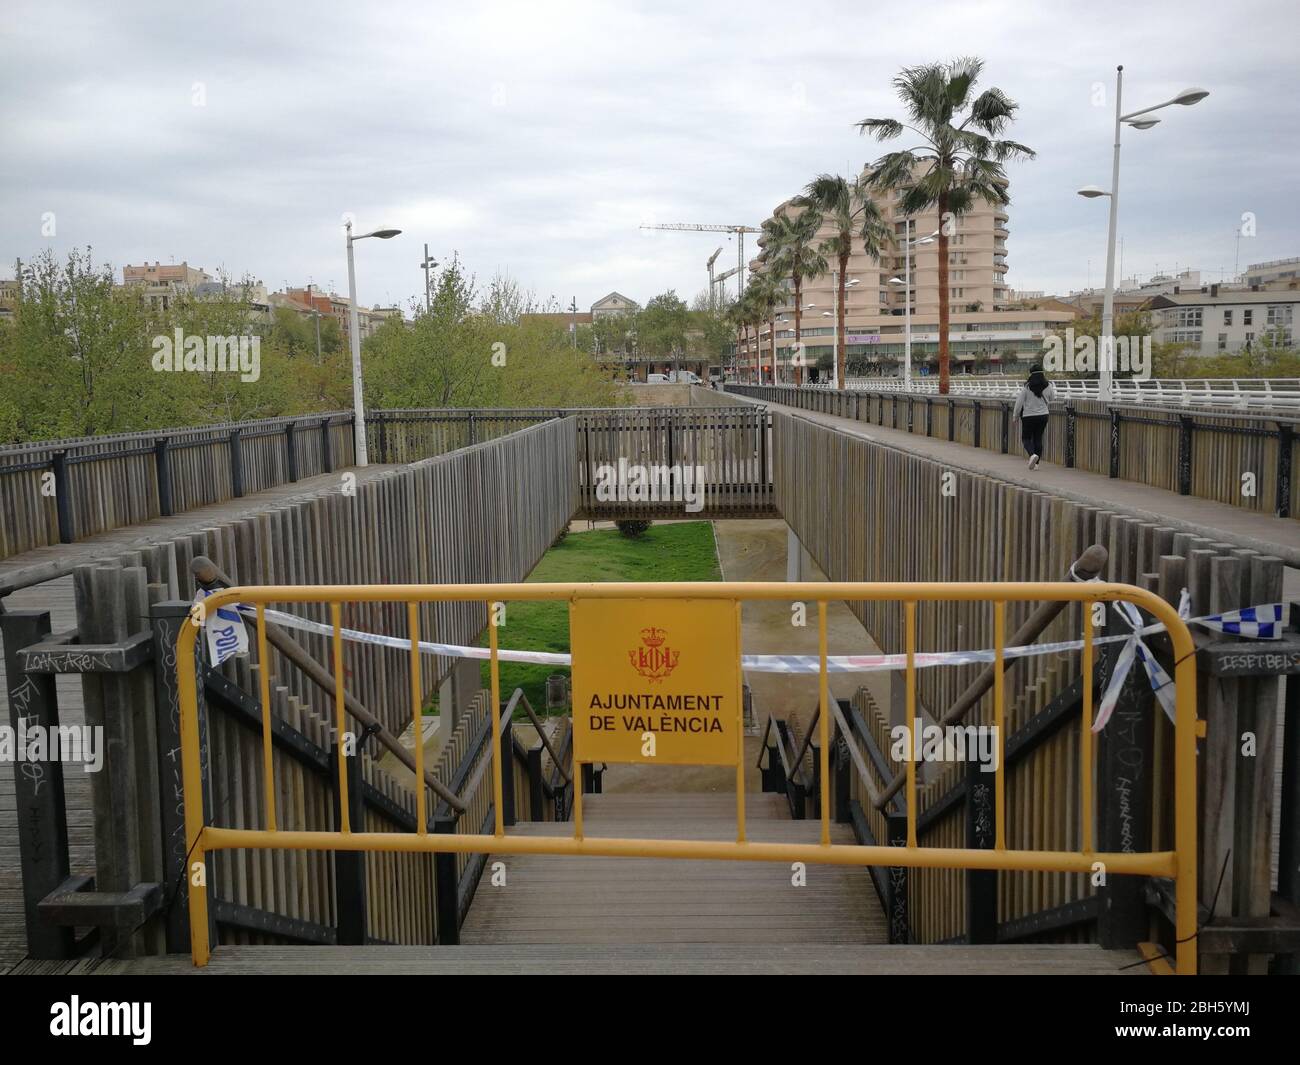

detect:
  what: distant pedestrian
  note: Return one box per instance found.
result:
[1012,363,1056,471]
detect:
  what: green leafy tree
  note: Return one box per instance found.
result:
[636,290,690,367]
[858,57,1034,393]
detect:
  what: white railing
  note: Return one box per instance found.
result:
[808,376,1300,411]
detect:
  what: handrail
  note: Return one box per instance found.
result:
[504,687,572,785]
[807,376,1300,412]
[191,556,466,813]
[874,544,1106,809]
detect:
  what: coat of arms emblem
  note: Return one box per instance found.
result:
[629,626,679,682]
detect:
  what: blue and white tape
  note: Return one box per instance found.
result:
[206,599,1287,683]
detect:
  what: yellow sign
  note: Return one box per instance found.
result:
[570,598,740,766]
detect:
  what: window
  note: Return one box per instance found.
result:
[1244,309,1253,326]
[1245,332,1255,345]
[1173,308,1203,327]
[1223,309,1233,326]
[1167,330,1202,344]
[1267,304,1294,327]
[1218,333,1228,350]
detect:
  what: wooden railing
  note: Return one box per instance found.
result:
[575,406,774,518]
[730,383,1300,521]
[0,413,356,559]
[768,408,1297,969]
[0,402,774,561]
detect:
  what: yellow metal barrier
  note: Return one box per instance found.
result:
[177,581,1199,972]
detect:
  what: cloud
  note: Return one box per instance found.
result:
[2,0,1296,308]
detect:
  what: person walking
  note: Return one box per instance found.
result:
[1012,364,1056,470]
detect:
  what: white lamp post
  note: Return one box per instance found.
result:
[345,221,401,467]
[1078,67,1208,402]
[824,275,860,388]
[889,223,936,391]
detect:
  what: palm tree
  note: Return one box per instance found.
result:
[725,299,747,381]
[761,206,827,386]
[795,173,892,390]
[746,273,782,385]
[857,57,1034,394]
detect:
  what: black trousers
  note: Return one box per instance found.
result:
[1020,413,1048,457]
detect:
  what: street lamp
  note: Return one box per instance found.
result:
[827,276,859,388]
[1078,67,1208,402]
[345,221,401,467]
[889,224,937,391]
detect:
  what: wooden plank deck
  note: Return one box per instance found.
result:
[5,942,1145,975]
[460,792,886,946]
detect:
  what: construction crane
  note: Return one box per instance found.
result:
[713,265,740,300]
[640,223,761,300]
[706,247,722,302]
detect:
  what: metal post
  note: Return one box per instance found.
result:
[965,760,998,944]
[1,609,73,958]
[1277,422,1293,519]
[154,437,174,517]
[345,221,369,467]
[150,601,214,954]
[1177,415,1194,496]
[320,416,333,473]
[330,741,366,945]
[1099,65,1124,404]
[228,428,244,498]
[284,421,298,483]
[1109,407,1122,478]
[1065,405,1077,467]
[52,450,74,544]
[904,218,913,391]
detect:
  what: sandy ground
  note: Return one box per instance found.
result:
[599,518,886,795]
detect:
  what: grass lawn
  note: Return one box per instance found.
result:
[481,521,722,712]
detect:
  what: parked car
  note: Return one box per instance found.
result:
[667,369,701,384]
[646,373,669,383]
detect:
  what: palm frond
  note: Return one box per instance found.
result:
[856,117,904,141]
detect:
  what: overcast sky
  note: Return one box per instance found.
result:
[3,0,1297,313]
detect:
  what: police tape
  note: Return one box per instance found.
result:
[223,601,1286,679]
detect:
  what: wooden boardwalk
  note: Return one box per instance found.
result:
[5,943,1144,975]
[461,792,886,946]
[732,393,1300,563]
[0,464,401,594]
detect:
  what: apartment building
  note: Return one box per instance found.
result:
[747,165,1069,376]
[0,277,18,320]
[284,287,400,343]
[122,261,213,288]
[1243,258,1300,290]
[1147,288,1298,355]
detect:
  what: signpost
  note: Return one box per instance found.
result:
[570,598,742,766]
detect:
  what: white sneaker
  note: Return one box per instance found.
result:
[1029,454,1040,470]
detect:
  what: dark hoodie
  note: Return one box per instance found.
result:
[1027,368,1049,398]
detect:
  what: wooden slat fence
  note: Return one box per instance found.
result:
[731,384,1300,520]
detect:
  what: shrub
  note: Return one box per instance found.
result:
[615,519,652,539]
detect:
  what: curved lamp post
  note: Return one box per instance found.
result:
[345,222,401,466]
[1078,69,1208,402]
